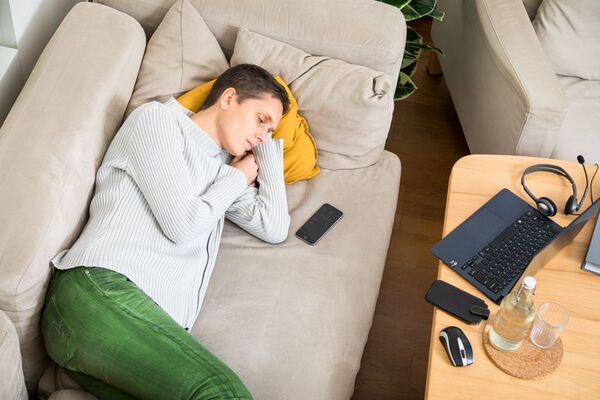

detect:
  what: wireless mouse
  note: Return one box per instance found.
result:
[439,326,474,367]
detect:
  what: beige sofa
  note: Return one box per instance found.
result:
[0,1,405,399]
[432,0,600,162]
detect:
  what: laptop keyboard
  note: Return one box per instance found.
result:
[460,210,560,295]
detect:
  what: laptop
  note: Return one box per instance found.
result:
[432,188,600,304]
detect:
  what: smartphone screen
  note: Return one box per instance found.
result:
[295,203,343,245]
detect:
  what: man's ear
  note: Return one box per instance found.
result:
[219,87,237,110]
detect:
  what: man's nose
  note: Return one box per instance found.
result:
[257,129,269,142]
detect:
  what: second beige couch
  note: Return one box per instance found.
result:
[432,0,600,163]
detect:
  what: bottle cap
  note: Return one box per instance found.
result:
[523,276,536,290]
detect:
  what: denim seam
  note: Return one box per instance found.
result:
[46,297,77,368]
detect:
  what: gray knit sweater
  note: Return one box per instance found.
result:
[51,97,290,329]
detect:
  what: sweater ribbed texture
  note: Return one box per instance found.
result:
[51,97,290,328]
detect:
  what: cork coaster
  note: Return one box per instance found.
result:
[483,323,563,380]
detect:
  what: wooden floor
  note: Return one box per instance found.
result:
[351,18,470,400]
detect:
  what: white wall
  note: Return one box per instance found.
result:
[0,0,17,47]
[0,0,85,127]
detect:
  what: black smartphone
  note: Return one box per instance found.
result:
[295,203,343,245]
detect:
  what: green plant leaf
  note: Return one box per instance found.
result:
[404,26,424,60]
[429,7,445,21]
[404,42,423,60]
[395,72,417,100]
[408,42,443,55]
[401,55,418,70]
[401,58,418,77]
[406,26,423,44]
[401,0,436,21]
[379,0,412,9]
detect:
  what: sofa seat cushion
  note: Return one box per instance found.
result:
[551,76,600,162]
[190,151,401,400]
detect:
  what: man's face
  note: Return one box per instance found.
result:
[219,92,283,157]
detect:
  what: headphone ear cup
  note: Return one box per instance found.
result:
[565,195,578,215]
[537,197,557,216]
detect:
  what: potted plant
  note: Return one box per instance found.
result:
[379,0,444,100]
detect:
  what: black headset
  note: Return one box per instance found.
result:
[520,155,590,217]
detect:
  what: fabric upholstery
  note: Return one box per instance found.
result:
[92,0,406,84]
[38,362,84,398]
[533,0,600,80]
[191,151,401,400]
[125,0,229,118]
[177,77,320,184]
[522,0,542,19]
[0,309,28,400]
[231,28,394,170]
[48,390,98,400]
[551,77,600,162]
[0,1,405,399]
[0,3,146,394]
[432,0,567,157]
[92,0,173,38]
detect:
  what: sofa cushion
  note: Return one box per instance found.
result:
[190,151,401,400]
[522,0,542,20]
[0,310,28,400]
[125,0,229,118]
[48,390,98,400]
[0,2,146,393]
[38,362,84,399]
[533,0,600,80]
[551,76,600,162]
[231,28,394,170]
[92,0,406,81]
[177,76,320,184]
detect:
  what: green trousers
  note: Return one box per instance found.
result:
[41,266,252,400]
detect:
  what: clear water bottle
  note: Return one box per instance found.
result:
[488,276,536,352]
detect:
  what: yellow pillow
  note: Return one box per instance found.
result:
[177,76,320,184]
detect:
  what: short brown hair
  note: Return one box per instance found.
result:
[201,64,290,114]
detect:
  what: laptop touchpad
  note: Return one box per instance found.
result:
[464,207,505,244]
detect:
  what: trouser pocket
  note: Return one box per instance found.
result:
[41,296,76,368]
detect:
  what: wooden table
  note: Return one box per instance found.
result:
[425,155,600,399]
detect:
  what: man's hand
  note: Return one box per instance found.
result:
[230,152,258,185]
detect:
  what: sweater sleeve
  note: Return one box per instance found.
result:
[126,103,248,244]
[225,138,291,244]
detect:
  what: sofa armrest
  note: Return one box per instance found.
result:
[0,310,28,400]
[0,2,146,393]
[432,0,567,157]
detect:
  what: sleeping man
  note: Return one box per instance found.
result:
[41,63,290,400]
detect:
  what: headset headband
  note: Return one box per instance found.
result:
[521,164,578,203]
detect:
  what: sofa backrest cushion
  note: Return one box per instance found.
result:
[92,0,405,86]
[0,3,146,393]
[231,28,393,170]
[124,0,229,118]
[533,0,600,80]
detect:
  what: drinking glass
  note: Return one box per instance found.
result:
[530,302,570,349]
